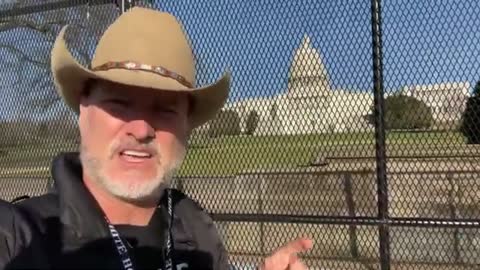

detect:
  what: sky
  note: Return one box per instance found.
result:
[153,0,480,101]
[0,0,479,121]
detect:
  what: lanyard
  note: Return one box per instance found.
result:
[106,189,174,270]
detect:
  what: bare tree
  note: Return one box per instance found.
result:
[0,1,119,119]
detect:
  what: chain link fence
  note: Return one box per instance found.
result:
[1,0,480,269]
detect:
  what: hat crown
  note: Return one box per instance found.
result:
[91,7,195,86]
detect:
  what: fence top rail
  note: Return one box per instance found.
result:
[0,0,113,17]
[175,169,480,180]
[212,213,480,228]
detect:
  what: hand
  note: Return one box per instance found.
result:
[259,237,313,270]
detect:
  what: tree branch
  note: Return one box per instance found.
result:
[0,44,48,67]
[0,17,67,33]
[0,3,108,116]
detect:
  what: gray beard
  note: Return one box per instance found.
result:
[79,143,185,204]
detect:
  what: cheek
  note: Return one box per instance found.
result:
[80,109,122,152]
[155,131,185,159]
[79,111,94,144]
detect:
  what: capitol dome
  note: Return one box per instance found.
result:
[287,34,330,97]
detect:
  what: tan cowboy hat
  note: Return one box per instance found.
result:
[51,6,230,129]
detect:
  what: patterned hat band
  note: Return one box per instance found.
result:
[91,60,194,88]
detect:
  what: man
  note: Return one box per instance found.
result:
[0,7,313,270]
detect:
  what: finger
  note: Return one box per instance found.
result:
[277,237,313,256]
[289,257,308,270]
[260,256,288,270]
[261,238,313,270]
[289,254,298,265]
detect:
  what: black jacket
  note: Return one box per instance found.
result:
[0,152,229,270]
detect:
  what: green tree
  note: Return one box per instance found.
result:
[208,110,241,138]
[460,81,480,144]
[245,110,259,135]
[375,94,433,130]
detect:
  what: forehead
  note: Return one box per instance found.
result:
[89,80,188,103]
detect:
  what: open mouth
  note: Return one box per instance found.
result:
[120,150,153,159]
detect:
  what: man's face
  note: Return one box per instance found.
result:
[78,80,190,203]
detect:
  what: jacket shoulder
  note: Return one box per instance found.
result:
[170,189,229,270]
[171,189,216,234]
[0,199,49,269]
[0,199,19,253]
[15,193,59,216]
[0,199,36,251]
[14,193,60,234]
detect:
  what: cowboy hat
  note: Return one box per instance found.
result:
[51,6,230,129]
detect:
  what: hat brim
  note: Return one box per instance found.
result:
[51,25,230,129]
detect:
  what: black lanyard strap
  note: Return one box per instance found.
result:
[165,188,174,270]
[108,223,135,270]
[105,189,174,270]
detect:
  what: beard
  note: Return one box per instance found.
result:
[80,138,186,204]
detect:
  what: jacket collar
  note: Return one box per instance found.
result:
[51,152,113,240]
[51,152,170,241]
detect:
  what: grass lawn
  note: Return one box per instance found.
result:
[0,131,468,177]
[178,131,467,176]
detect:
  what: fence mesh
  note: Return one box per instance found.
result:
[1,0,480,269]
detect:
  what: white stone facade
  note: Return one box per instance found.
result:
[399,82,470,123]
[224,34,470,136]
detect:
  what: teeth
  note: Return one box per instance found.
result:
[122,150,150,157]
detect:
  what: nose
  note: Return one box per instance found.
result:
[125,119,155,143]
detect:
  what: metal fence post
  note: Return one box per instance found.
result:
[121,0,136,13]
[447,172,461,263]
[343,172,359,259]
[370,0,390,269]
[258,175,265,255]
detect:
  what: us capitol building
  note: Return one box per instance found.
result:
[222,34,470,135]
